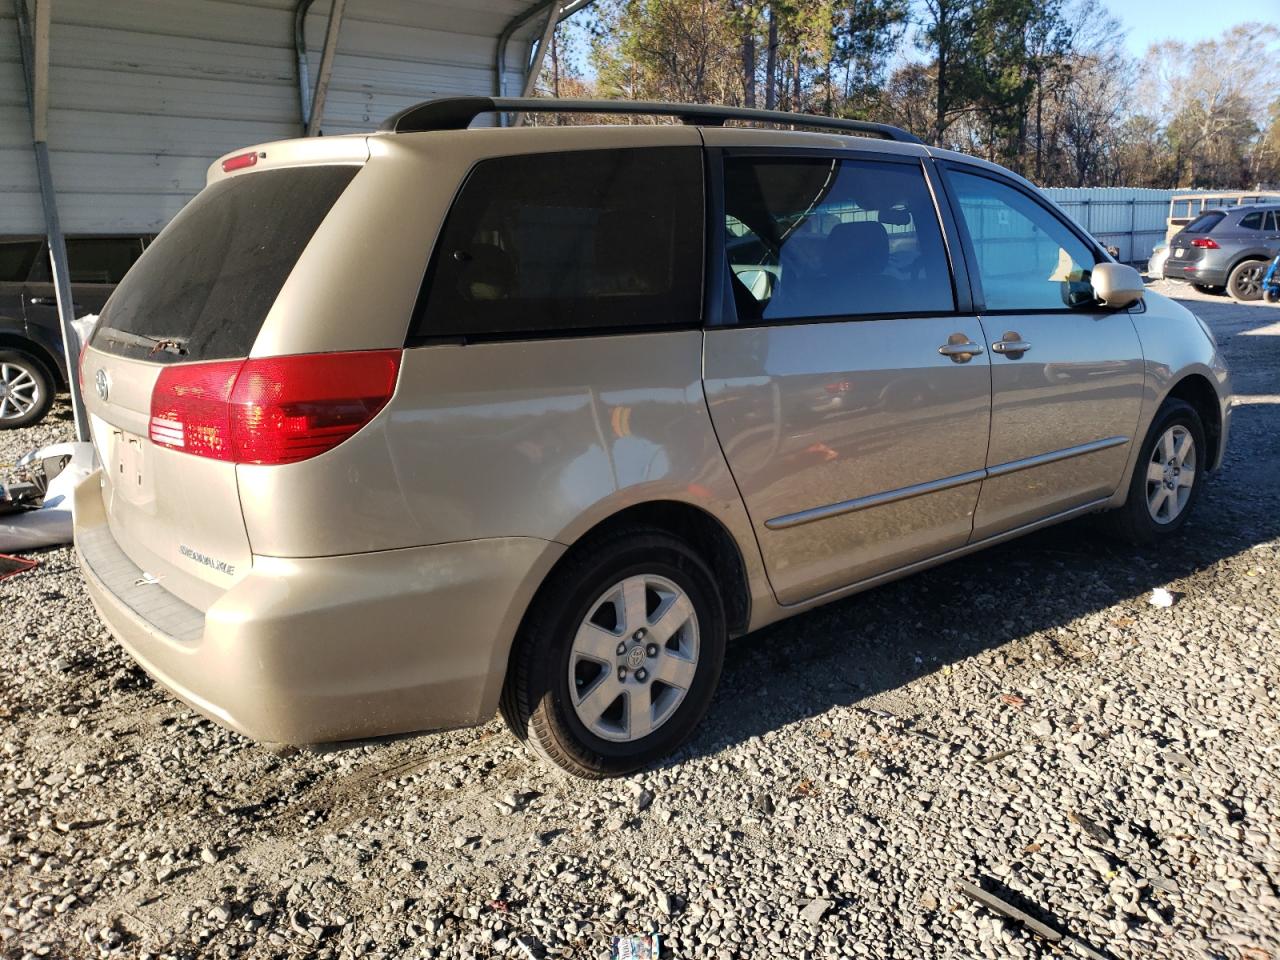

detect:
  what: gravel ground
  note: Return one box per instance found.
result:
[2,281,1278,960]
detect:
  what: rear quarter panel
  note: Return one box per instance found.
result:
[237,333,762,560]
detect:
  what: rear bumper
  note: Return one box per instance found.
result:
[73,470,563,744]
[1162,259,1227,286]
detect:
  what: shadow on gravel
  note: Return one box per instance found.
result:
[676,304,1280,766]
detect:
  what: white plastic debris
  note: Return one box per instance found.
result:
[1148,588,1176,608]
[72,314,97,354]
[0,441,96,551]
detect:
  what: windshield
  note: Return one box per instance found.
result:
[92,165,358,363]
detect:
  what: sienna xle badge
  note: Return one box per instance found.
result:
[74,98,1231,778]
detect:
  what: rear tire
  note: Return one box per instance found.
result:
[1227,260,1265,302]
[0,350,54,430]
[500,527,726,779]
[1109,398,1206,544]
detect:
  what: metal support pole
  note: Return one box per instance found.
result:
[493,0,593,124]
[513,2,560,126]
[14,0,88,441]
[305,0,345,137]
[522,4,560,97]
[494,0,555,99]
[293,0,317,130]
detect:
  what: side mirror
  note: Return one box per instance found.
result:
[1091,262,1144,308]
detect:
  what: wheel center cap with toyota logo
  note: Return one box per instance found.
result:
[626,646,646,669]
[95,368,109,402]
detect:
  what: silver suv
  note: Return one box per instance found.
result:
[74,98,1232,778]
[1163,204,1280,301]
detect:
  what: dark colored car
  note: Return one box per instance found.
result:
[0,235,150,428]
[1163,205,1280,301]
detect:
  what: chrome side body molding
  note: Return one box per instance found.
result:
[765,435,1130,531]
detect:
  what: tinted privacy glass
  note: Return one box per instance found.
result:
[723,157,953,322]
[1184,212,1224,234]
[93,166,357,363]
[950,171,1096,311]
[1240,212,1264,230]
[0,241,40,283]
[413,148,703,339]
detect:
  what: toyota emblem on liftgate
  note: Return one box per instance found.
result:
[94,368,109,401]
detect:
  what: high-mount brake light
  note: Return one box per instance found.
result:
[1190,237,1219,249]
[221,151,260,173]
[148,351,401,465]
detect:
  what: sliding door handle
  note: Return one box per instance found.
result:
[938,335,984,363]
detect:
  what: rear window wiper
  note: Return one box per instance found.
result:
[97,327,189,357]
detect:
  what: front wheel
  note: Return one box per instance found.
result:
[1110,398,1206,544]
[500,528,726,778]
[1227,260,1265,302]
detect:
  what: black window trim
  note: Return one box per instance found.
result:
[935,160,1118,317]
[710,146,971,330]
[404,146,707,348]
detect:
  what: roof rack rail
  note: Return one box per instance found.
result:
[380,97,925,145]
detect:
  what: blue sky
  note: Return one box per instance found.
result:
[1112,0,1280,57]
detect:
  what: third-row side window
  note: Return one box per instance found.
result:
[414,147,704,339]
[722,156,955,323]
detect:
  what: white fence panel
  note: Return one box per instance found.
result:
[1043,187,1175,265]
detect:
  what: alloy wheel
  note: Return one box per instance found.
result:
[567,573,699,743]
[0,362,40,421]
[1233,264,1263,300]
[1146,424,1196,524]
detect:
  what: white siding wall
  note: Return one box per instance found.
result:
[0,0,538,234]
[1043,187,1175,263]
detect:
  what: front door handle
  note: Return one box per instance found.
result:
[991,332,1031,358]
[29,296,82,310]
[938,334,985,363]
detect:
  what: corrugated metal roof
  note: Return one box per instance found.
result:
[0,0,548,233]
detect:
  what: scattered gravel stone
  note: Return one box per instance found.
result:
[800,898,833,925]
[1,287,1277,959]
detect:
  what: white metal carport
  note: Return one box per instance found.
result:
[1,0,586,436]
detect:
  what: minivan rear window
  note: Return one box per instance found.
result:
[1183,211,1224,234]
[92,166,358,363]
[411,147,703,341]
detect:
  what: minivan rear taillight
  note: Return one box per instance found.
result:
[149,351,401,465]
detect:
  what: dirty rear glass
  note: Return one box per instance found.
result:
[91,166,357,363]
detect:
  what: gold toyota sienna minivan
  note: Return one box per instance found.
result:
[74,98,1231,778]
